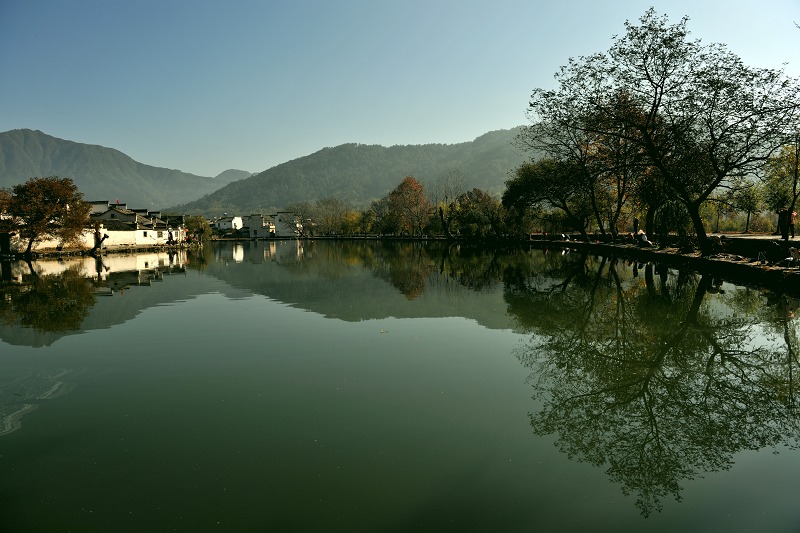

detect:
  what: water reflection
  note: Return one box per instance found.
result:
[2,241,799,517]
[202,240,523,300]
[0,252,189,351]
[0,368,76,437]
[507,253,800,515]
[0,264,95,333]
[0,252,188,334]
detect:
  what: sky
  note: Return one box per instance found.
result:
[1,0,798,177]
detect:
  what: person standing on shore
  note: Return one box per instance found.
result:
[779,208,790,240]
[791,210,796,239]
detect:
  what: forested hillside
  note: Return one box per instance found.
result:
[172,128,526,216]
[0,129,250,208]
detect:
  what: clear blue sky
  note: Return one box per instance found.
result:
[1,0,798,177]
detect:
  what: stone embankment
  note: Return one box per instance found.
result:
[530,233,800,296]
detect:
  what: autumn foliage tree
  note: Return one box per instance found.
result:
[385,176,433,236]
[1,177,91,254]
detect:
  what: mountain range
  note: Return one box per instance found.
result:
[0,128,529,216]
[0,129,252,209]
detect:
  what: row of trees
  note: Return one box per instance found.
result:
[502,9,800,253]
[285,175,507,240]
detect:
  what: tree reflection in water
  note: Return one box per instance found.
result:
[0,263,95,333]
[507,252,800,515]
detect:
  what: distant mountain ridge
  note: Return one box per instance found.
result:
[0,129,251,209]
[172,127,528,216]
[1,127,528,217]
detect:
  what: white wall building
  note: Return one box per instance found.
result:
[214,216,243,232]
[273,212,302,238]
[242,214,275,238]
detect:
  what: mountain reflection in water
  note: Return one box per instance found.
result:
[0,240,798,522]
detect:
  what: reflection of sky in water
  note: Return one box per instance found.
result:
[0,368,75,436]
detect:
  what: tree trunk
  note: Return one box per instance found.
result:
[687,202,710,254]
[439,207,454,239]
[644,207,656,241]
[590,195,606,236]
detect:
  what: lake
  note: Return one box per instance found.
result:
[1,240,798,532]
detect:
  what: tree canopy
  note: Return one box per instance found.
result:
[1,176,91,254]
[511,8,800,252]
[383,177,433,237]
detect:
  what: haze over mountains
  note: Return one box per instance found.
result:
[0,128,528,216]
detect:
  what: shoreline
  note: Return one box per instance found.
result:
[528,238,800,298]
[5,234,799,297]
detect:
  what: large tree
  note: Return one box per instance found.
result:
[522,8,800,253]
[452,188,505,239]
[2,176,91,254]
[516,91,647,238]
[503,158,594,239]
[185,215,212,241]
[429,170,466,239]
[385,176,433,237]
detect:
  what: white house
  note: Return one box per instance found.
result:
[88,201,113,216]
[91,205,185,248]
[8,229,95,253]
[3,201,186,253]
[242,214,275,238]
[214,216,243,232]
[273,212,302,238]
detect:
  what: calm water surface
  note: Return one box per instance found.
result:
[0,241,798,532]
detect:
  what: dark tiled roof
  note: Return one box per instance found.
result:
[99,219,135,231]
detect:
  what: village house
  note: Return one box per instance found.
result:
[2,201,188,254]
[89,200,116,215]
[91,204,185,247]
[213,216,243,232]
[215,213,303,239]
[242,214,275,238]
[273,212,303,237]
[1,197,309,255]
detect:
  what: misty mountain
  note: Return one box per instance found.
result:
[171,128,528,216]
[0,129,251,209]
